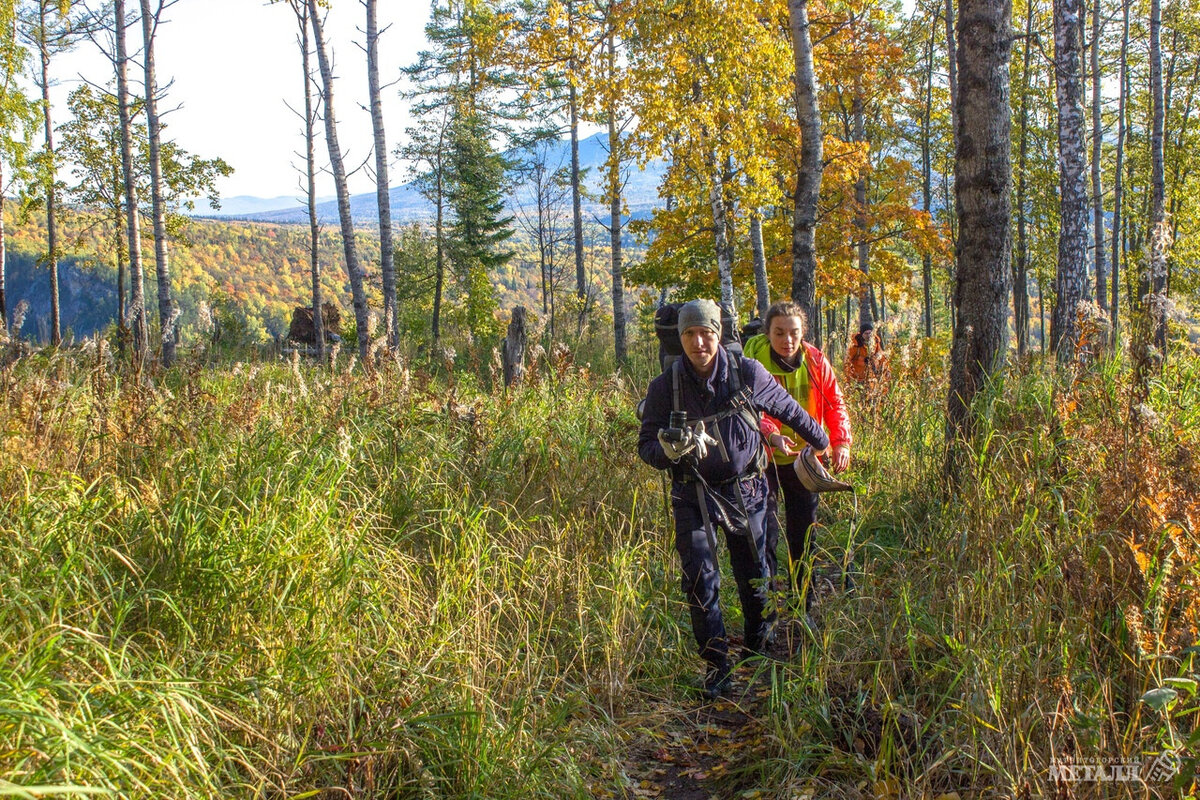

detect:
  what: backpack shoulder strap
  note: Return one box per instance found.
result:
[671,357,682,414]
[728,351,743,394]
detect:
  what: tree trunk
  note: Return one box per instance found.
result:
[366,0,396,352]
[944,0,959,150]
[431,109,448,346]
[1013,0,1033,356]
[112,191,125,333]
[1111,0,1128,343]
[1090,0,1106,311]
[607,66,627,364]
[709,151,735,317]
[501,306,526,387]
[853,84,872,331]
[308,0,370,364]
[37,2,60,346]
[0,166,6,332]
[1147,0,1167,352]
[750,210,769,321]
[293,0,323,362]
[567,0,585,307]
[115,0,146,359]
[921,10,936,339]
[1049,0,1088,362]
[946,0,1012,470]
[140,0,175,366]
[788,0,822,326]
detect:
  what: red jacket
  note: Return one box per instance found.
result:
[745,336,851,461]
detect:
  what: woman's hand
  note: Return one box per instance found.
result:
[768,432,800,456]
[829,445,851,473]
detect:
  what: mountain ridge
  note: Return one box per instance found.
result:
[195,132,665,226]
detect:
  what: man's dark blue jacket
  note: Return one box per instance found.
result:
[638,347,830,484]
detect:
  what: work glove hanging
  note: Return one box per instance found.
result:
[658,420,719,463]
[691,420,718,461]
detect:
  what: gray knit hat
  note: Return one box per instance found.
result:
[677,299,722,336]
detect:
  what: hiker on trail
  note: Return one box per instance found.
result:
[743,301,852,619]
[844,323,888,386]
[638,299,830,699]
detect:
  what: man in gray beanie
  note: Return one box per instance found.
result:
[638,298,830,699]
[676,299,722,338]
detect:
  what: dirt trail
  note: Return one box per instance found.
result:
[617,665,776,800]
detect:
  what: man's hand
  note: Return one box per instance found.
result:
[658,428,696,462]
[658,421,719,463]
[829,444,851,473]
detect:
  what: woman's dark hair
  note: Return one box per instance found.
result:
[764,300,808,332]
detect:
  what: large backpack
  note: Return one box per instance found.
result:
[654,301,743,373]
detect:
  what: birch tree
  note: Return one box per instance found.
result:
[365,0,396,352]
[114,0,146,357]
[139,0,176,365]
[307,0,370,363]
[789,0,823,325]
[22,0,84,345]
[1049,0,1088,361]
[1110,0,1128,341]
[1089,0,1105,311]
[1011,0,1034,355]
[1146,0,1166,352]
[286,0,323,361]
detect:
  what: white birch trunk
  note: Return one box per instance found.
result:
[366,0,396,352]
[115,0,147,358]
[140,0,176,366]
[308,0,370,364]
[1050,0,1089,362]
[788,0,822,325]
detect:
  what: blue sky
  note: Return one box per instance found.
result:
[52,0,432,201]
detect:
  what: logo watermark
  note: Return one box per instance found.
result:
[1050,752,1181,783]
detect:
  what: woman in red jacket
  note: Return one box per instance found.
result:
[743,301,852,617]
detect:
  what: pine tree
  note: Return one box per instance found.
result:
[446,106,512,342]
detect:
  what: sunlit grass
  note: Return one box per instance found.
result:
[1,339,1196,797]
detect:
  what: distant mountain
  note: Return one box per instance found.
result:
[212,132,666,226]
[194,194,335,218]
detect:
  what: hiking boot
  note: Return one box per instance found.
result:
[702,661,733,699]
[741,627,786,663]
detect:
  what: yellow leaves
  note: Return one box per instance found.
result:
[1129,538,1153,576]
[872,777,900,798]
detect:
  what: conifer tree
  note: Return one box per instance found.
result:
[446,105,511,342]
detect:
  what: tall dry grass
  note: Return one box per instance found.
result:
[0,336,1196,798]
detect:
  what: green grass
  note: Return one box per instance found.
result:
[1,339,1197,797]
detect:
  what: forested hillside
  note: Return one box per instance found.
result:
[2,208,628,344]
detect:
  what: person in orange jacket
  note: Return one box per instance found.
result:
[743,301,852,615]
[844,323,888,385]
